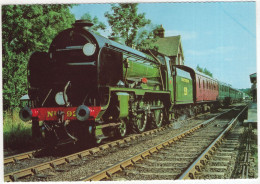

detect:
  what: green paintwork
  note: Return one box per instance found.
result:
[175,75,193,104]
[95,125,103,136]
[123,58,161,91]
[116,92,129,118]
[230,88,236,99]
[218,82,230,101]
[125,59,160,78]
[95,86,170,121]
[110,87,170,96]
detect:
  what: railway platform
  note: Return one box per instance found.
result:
[243,102,257,128]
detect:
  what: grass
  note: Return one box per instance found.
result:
[3,109,36,150]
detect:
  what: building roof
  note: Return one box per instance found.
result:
[153,35,184,59]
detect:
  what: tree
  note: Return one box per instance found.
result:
[2,4,75,110]
[196,65,213,77]
[203,68,213,77]
[80,13,106,35]
[239,88,251,96]
[105,3,151,47]
[196,65,203,73]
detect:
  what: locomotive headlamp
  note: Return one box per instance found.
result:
[55,92,68,105]
[83,43,96,56]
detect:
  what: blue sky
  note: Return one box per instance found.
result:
[70,2,256,89]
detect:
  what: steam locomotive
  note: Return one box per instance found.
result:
[19,20,244,146]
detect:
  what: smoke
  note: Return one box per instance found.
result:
[133,23,159,45]
[172,114,187,130]
[172,121,181,130]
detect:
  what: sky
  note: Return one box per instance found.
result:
[70,1,256,89]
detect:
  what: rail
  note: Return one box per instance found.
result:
[82,109,233,181]
[177,105,248,179]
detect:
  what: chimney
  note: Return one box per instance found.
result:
[72,20,94,29]
[157,24,165,38]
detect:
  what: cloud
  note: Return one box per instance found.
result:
[165,30,198,40]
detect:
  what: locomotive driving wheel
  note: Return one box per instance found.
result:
[130,97,148,133]
[115,118,127,137]
[134,111,147,133]
[152,100,164,128]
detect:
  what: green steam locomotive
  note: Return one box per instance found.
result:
[19,20,235,146]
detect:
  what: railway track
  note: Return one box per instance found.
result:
[4,107,241,182]
[178,106,247,179]
[82,105,247,181]
[3,111,215,167]
[4,150,40,165]
[194,124,243,179]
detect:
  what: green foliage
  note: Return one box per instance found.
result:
[239,88,251,96]
[196,65,213,77]
[105,3,151,47]
[80,12,106,35]
[2,53,29,110]
[3,109,35,150]
[196,65,203,73]
[2,4,75,110]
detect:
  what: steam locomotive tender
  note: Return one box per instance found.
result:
[19,20,228,146]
